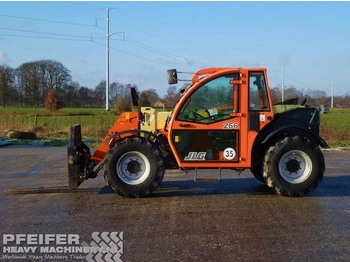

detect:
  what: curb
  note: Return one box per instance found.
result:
[0,139,13,147]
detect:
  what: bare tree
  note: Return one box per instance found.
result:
[164,85,178,107]
[270,86,282,104]
[139,89,159,106]
[110,83,138,112]
[77,86,94,107]
[110,81,125,100]
[94,81,106,107]
[61,81,80,107]
[115,97,132,114]
[17,62,40,106]
[7,58,348,109]
[305,89,328,106]
[16,60,71,106]
[0,65,15,107]
[38,60,71,103]
[138,92,151,107]
[284,85,303,101]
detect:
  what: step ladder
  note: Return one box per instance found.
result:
[193,169,222,183]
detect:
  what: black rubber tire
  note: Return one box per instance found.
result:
[263,135,325,196]
[103,137,164,198]
[6,130,37,140]
[250,166,265,184]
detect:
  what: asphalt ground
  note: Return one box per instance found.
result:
[0,145,349,262]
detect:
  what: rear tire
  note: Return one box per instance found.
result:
[263,136,324,196]
[103,137,164,198]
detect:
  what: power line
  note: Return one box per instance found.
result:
[0,26,190,67]
[0,27,91,40]
[0,13,94,27]
[0,33,90,42]
[111,8,210,68]
[114,8,172,40]
[109,11,208,67]
[92,40,174,68]
[111,46,175,67]
[0,9,208,69]
[123,37,207,68]
[40,1,105,10]
[0,5,230,74]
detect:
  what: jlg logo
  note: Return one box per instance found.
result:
[184,152,206,161]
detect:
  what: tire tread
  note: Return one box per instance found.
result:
[103,137,164,198]
[263,135,324,196]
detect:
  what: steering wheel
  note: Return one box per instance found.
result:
[191,108,214,121]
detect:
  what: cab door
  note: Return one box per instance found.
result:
[168,71,244,169]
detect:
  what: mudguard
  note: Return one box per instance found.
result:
[261,125,329,149]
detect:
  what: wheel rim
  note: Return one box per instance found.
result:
[278,150,312,184]
[116,151,151,185]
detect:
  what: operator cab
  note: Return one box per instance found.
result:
[167,68,273,168]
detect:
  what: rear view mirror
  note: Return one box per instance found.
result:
[167,69,178,85]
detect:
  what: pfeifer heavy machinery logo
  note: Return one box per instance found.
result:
[1,232,123,262]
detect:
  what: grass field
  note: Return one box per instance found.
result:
[0,107,349,148]
[0,107,119,145]
[320,108,350,147]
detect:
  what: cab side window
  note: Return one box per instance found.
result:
[249,72,270,111]
[176,74,238,123]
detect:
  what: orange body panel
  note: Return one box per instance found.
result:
[91,111,140,164]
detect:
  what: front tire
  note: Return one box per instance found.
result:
[103,137,164,198]
[263,136,325,196]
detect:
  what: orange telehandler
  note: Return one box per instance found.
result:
[67,67,329,197]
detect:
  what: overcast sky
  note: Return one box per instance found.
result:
[0,1,349,97]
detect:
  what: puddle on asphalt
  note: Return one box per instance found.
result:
[18,169,41,177]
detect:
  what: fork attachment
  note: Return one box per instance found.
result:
[67,124,93,190]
